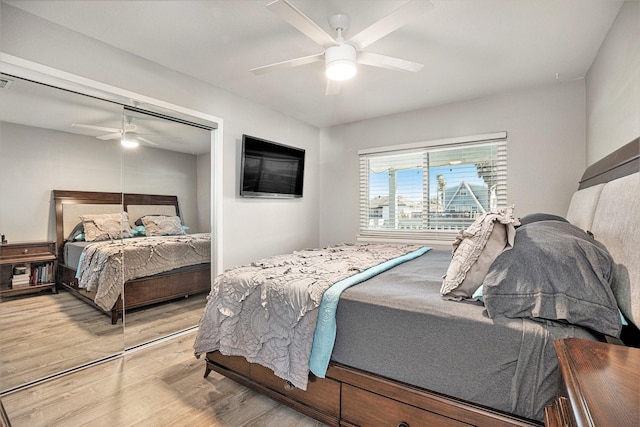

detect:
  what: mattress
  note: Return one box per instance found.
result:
[331,249,600,422]
[63,241,93,270]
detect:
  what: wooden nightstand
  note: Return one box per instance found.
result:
[0,241,57,298]
[545,338,640,427]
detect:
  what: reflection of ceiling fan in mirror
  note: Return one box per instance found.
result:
[72,117,160,148]
[251,0,432,95]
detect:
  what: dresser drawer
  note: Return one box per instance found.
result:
[206,351,251,377]
[250,363,341,418]
[0,242,56,263]
[341,384,470,427]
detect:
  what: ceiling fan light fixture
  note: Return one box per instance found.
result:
[325,44,357,81]
[121,132,139,148]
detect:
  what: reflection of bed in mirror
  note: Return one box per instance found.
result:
[54,190,211,324]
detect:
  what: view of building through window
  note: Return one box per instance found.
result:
[360,140,506,236]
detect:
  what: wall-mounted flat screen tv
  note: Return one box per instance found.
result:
[240,134,305,198]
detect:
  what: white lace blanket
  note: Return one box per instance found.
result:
[76,233,211,310]
[193,243,422,390]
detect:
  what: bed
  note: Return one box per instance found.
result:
[54,190,211,324]
[194,138,639,427]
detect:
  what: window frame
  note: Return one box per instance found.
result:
[357,132,507,245]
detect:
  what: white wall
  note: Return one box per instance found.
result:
[196,152,211,233]
[0,122,119,241]
[1,4,320,269]
[585,0,640,164]
[0,122,203,241]
[319,81,586,247]
[121,137,203,233]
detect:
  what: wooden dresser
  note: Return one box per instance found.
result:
[545,338,640,427]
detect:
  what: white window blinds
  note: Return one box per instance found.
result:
[358,133,507,244]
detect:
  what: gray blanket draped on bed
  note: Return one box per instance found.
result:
[193,243,423,390]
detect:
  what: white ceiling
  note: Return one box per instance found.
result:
[4,0,624,128]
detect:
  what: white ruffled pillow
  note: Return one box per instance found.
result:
[440,206,519,300]
[81,212,132,241]
[140,215,185,236]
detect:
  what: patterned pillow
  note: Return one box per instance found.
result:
[140,215,185,236]
[440,206,519,300]
[81,212,133,241]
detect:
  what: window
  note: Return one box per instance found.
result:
[358,133,507,244]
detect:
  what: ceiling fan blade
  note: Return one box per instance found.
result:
[250,53,324,75]
[348,0,433,50]
[72,123,120,133]
[357,51,423,73]
[96,132,122,141]
[267,0,336,47]
[325,79,341,96]
[138,137,159,146]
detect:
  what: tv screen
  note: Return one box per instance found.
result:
[240,135,305,198]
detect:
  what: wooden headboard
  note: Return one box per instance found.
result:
[52,190,181,261]
[570,138,640,345]
[122,193,180,221]
[578,137,639,189]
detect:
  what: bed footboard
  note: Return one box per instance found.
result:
[204,351,541,427]
[58,263,210,324]
[58,264,121,323]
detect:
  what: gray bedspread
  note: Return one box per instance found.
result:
[76,233,211,310]
[193,243,423,390]
[331,249,600,422]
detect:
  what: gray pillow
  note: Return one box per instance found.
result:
[517,213,568,227]
[483,221,621,337]
[66,222,85,241]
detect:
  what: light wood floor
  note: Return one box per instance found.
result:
[1,289,207,391]
[1,331,326,427]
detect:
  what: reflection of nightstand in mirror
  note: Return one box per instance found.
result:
[0,241,57,298]
[545,338,640,427]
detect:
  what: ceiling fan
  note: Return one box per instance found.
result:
[251,0,432,95]
[72,117,159,148]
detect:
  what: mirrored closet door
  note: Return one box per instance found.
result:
[120,107,212,349]
[0,74,126,392]
[0,72,217,393]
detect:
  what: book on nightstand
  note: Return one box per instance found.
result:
[11,274,31,288]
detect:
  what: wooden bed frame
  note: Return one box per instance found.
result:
[53,190,211,324]
[203,138,639,427]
